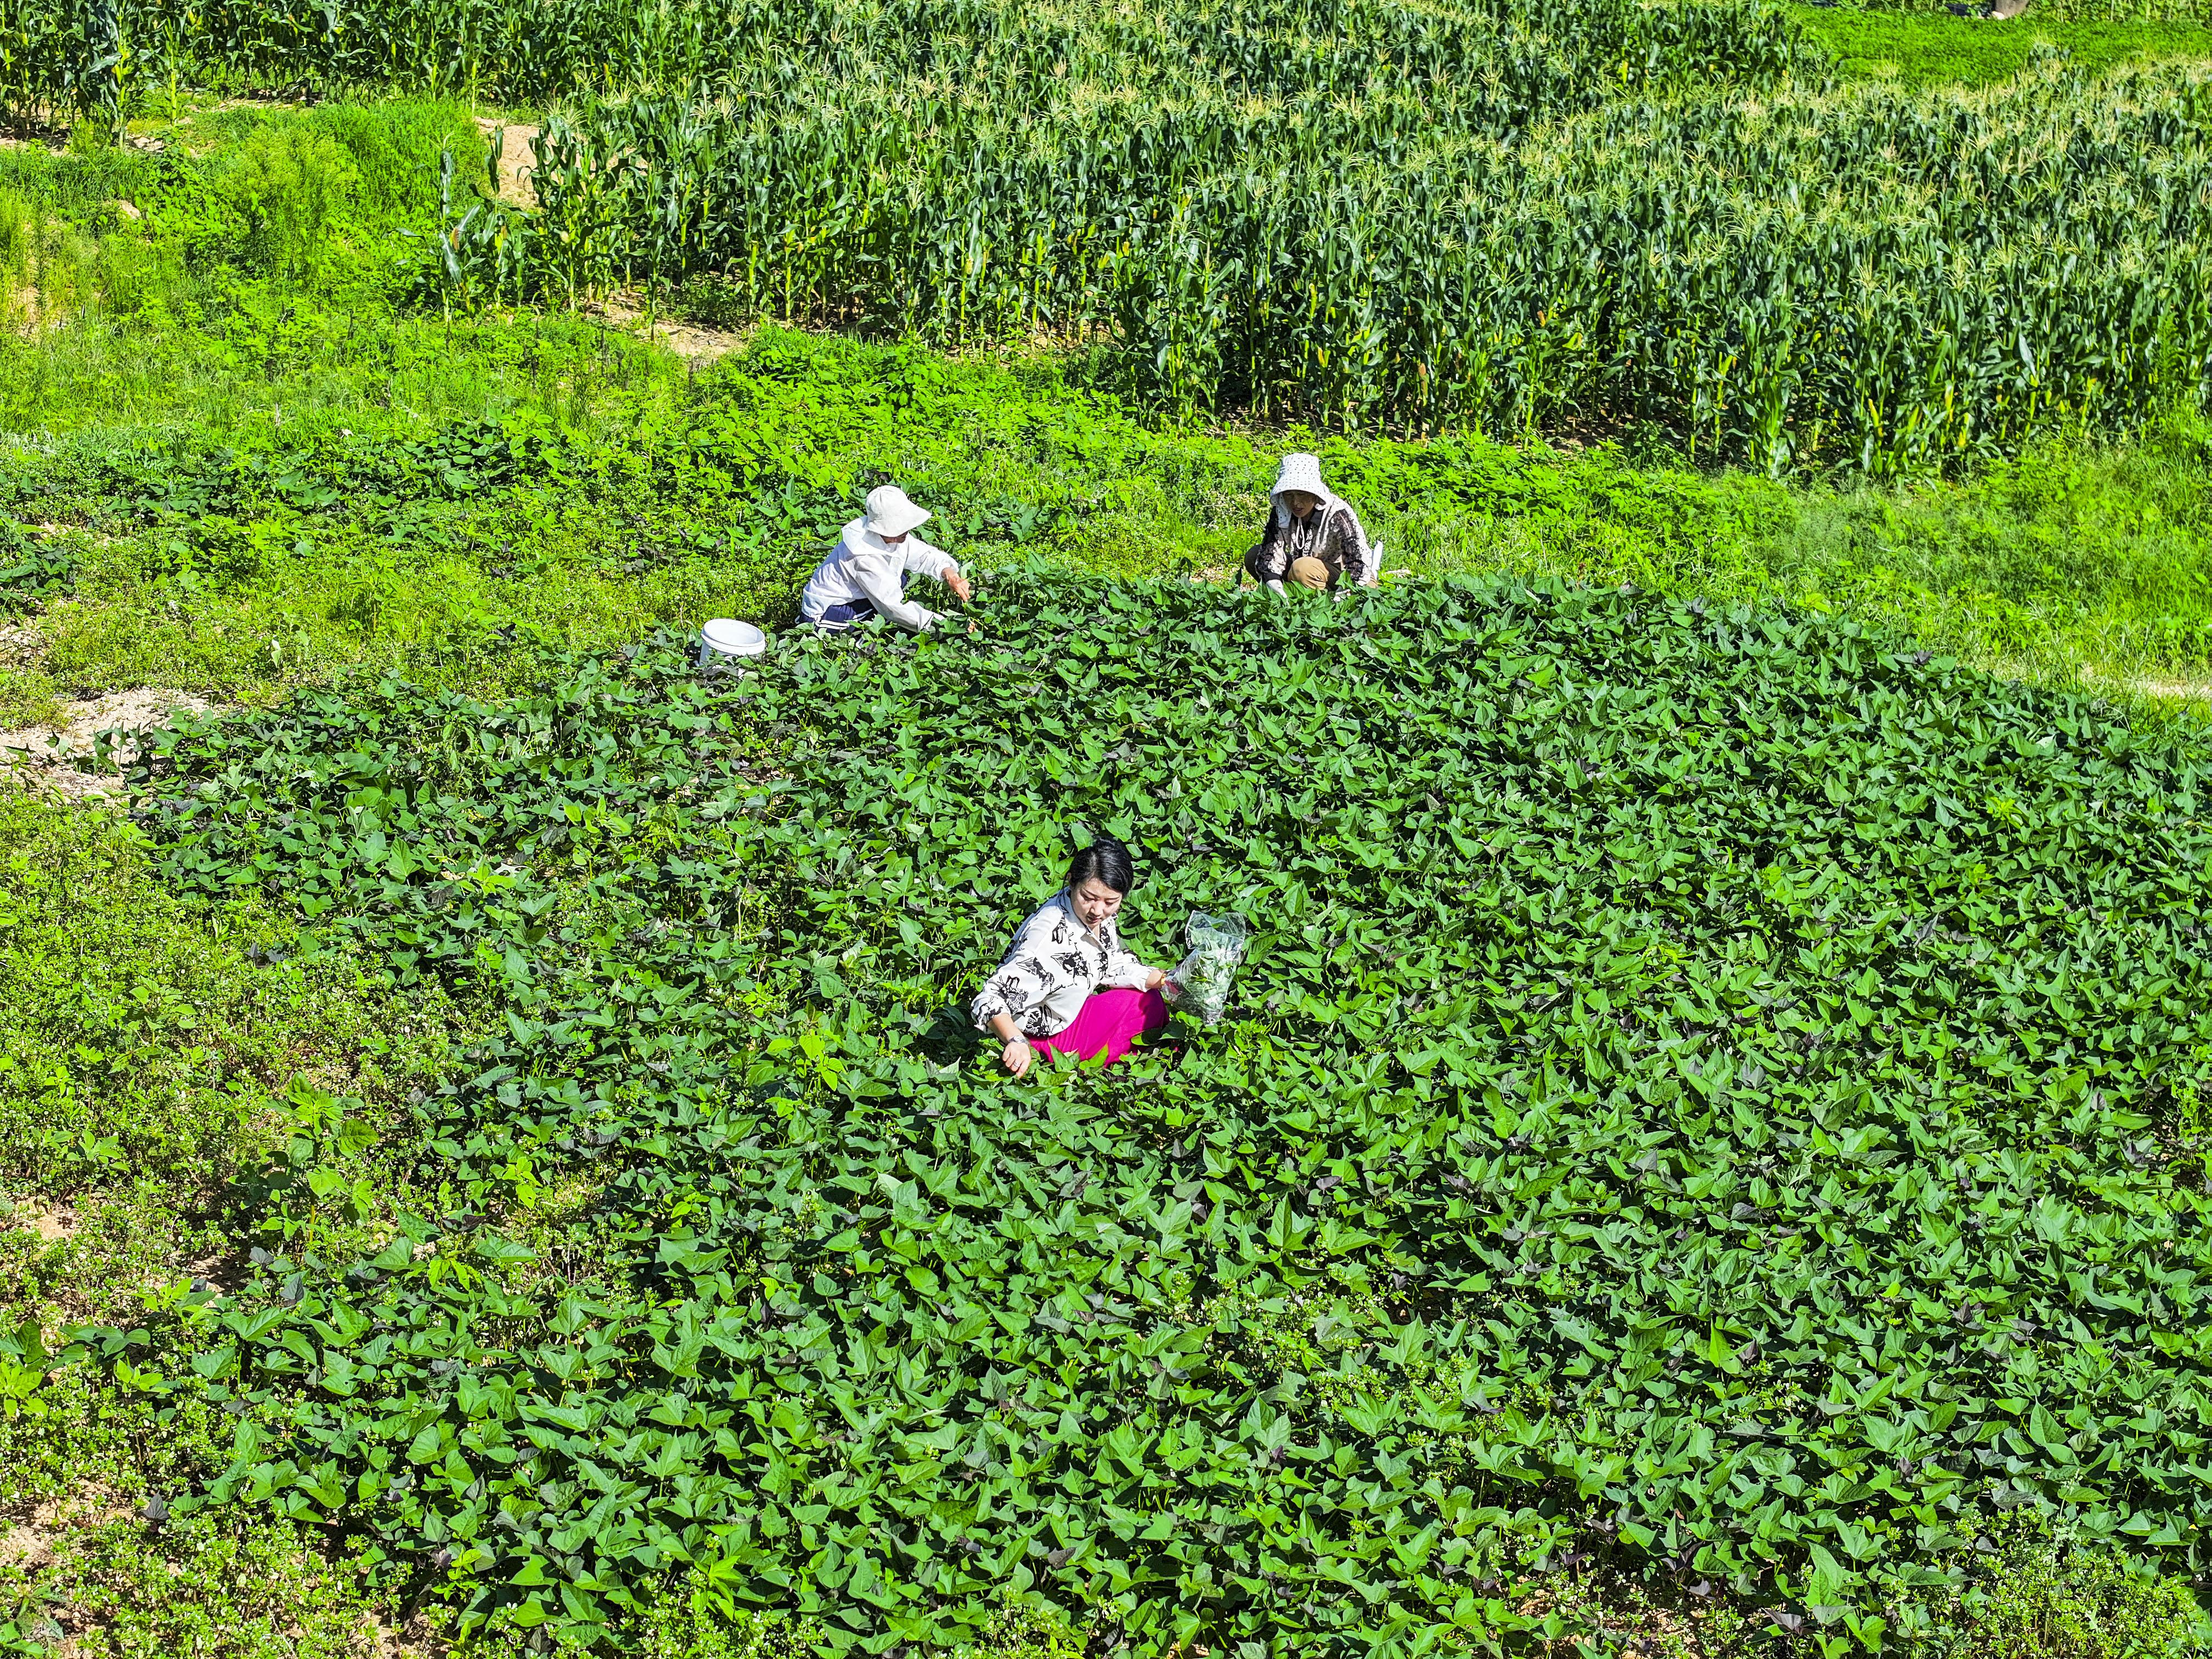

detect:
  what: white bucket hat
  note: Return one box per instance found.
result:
[864,484,932,539]
[1272,453,1328,499]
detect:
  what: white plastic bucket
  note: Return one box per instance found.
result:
[696,618,766,670]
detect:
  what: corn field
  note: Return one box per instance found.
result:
[0,0,123,131]
[435,43,2212,470]
[10,0,2212,468]
[0,0,1815,117]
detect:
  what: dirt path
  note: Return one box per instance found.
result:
[2132,676,2212,704]
[0,689,215,802]
[585,295,752,367]
[473,116,539,207]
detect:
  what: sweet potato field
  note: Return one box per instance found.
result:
[91,574,2212,1654]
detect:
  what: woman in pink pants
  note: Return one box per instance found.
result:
[971,837,1171,1076]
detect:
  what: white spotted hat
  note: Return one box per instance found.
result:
[1271,453,1328,499]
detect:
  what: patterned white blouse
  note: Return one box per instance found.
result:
[970,893,1157,1039]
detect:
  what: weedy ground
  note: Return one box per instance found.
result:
[2,77,2212,1659]
[1782,4,2212,83]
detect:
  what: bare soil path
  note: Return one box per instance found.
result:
[0,690,215,801]
[473,116,539,207]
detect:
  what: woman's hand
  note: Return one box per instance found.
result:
[945,570,974,605]
[1146,968,1168,991]
[989,1013,1035,1076]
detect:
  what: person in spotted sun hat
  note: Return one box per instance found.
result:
[799,483,973,631]
[1242,452,1380,595]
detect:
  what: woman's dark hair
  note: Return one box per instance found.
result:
[1066,837,1135,895]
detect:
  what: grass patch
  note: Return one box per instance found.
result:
[0,95,588,442]
[1788,5,2212,84]
[0,1491,411,1657]
[0,783,476,1656]
[8,326,2212,722]
[0,788,469,1248]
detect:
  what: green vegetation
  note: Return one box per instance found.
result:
[1788,7,2212,85]
[0,791,464,1285]
[1899,1515,2211,1658]
[0,1492,415,1659]
[16,0,2212,467]
[0,788,471,1655]
[1854,0,2212,23]
[45,569,2212,1655]
[9,310,2212,723]
[431,10,2212,471]
[3,99,2211,716]
[4,0,2212,1649]
[12,0,1807,121]
[0,97,565,442]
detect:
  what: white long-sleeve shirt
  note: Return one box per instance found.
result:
[799,520,961,631]
[971,893,1156,1039]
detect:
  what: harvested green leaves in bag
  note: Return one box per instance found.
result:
[1166,910,1246,1026]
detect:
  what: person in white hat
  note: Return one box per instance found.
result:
[799,484,972,632]
[1243,453,1379,594]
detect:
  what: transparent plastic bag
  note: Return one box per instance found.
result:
[1164,911,1248,1027]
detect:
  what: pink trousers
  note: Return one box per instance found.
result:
[1034,987,1170,1068]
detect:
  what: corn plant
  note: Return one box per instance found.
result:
[0,0,131,132]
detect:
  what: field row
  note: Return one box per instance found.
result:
[2,0,1808,125]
